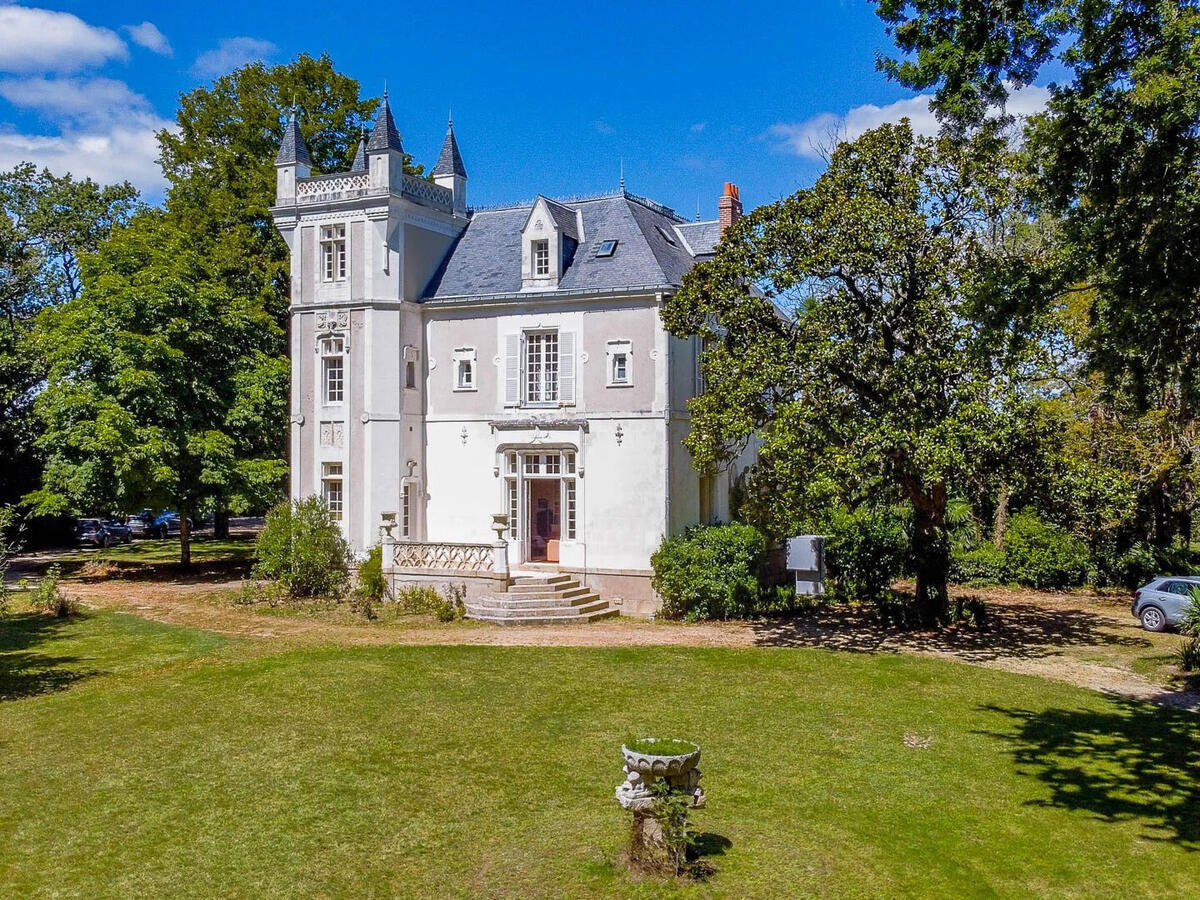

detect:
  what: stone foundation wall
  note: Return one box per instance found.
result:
[387,570,508,603]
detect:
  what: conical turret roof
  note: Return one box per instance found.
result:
[432,119,467,179]
[275,110,311,166]
[366,92,403,153]
[350,136,367,172]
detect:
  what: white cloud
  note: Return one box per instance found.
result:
[0,77,152,123]
[192,37,277,79]
[124,22,172,57]
[0,76,169,196]
[768,85,1051,159]
[0,6,128,74]
[689,122,707,133]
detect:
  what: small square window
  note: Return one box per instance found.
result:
[655,225,677,247]
[606,340,632,387]
[596,239,618,258]
[456,359,474,390]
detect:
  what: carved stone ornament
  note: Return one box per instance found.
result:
[315,310,350,333]
[319,421,344,448]
[616,741,706,813]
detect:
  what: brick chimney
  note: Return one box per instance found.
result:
[718,182,742,232]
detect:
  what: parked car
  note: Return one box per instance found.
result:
[151,511,192,539]
[1131,576,1200,631]
[103,519,133,544]
[124,510,155,538]
[74,518,132,548]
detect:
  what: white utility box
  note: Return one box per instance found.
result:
[786,535,825,596]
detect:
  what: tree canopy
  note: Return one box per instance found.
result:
[663,122,1052,623]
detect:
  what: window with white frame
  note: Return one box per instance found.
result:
[453,346,476,391]
[321,224,347,282]
[606,340,632,386]
[525,331,559,403]
[532,239,550,276]
[322,462,343,521]
[321,336,345,404]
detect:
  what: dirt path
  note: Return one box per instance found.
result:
[61,578,1200,713]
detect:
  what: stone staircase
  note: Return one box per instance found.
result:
[465,573,618,625]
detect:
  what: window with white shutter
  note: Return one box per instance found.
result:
[558,331,576,405]
[504,333,521,406]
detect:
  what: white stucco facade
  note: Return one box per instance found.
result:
[271,104,751,612]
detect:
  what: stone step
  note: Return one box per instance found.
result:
[511,573,573,585]
[506,577,577,593]
[496,585,590,601]
[466,607,619,626]
[468,595,606,615]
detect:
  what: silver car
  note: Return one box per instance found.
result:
[1131,576,1200,631]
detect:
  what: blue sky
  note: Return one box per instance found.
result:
[0,1,1050,215]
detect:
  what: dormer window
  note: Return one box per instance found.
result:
[321,224,346,281]
[532,240,550,276]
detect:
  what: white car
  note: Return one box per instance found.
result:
[1131,576,1200,632]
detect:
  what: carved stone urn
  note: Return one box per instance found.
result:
[491,513,509,541]
[616,739,706,812]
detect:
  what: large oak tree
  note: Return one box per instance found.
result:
[663,123,1050,623]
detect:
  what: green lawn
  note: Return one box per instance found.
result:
[1,609,1198,898]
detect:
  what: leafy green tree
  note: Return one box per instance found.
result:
[0,166,138,509]
[663,123,1050,624]
[26,54,382,557]
[876,0,1200,412]
[27,211,288,563]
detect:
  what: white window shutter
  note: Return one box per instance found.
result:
[559,331,576,405]
[504,333,521,406]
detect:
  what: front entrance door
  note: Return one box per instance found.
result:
[526,478,562,562]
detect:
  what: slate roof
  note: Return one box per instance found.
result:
[540,197,581,241]
[367,94,403,153]
[349,137,367,172]
[431,122,467,178]
[275,112,311,167]
[422,193,711,300]
[675,221,721,257]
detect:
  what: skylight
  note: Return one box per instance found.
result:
[655,225,678,246]
[596,239,618,257]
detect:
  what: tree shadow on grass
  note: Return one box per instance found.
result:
[0,612,97,701]
[750,598,1149,662]
[981,700,1200,848]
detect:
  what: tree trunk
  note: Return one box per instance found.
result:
[179,509,191,567]
[214,509,230,540]
[910,482,950,626]
[992,484,1010,549]
[1151,476,1172,548]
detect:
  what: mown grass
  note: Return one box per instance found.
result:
[1,608,1198,898]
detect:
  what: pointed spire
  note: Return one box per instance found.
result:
[619,158,625,194]
[367,90,403,153]
[432,116,467,179]
[350,131,367,172]
[275,108,311,167]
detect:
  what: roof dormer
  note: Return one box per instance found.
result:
[521,196,582,290]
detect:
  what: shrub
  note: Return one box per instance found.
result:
[823,508,908,608]
[394,583,466,622]
[949,545,1004,585]
[1108,542,1197,591]
[651,523,768,621]
[253,497,351,598]
[1000,512,1089,590]
[30,565,79,618]
[1179,589,1200,638]
[1177,636,1200,672]
[355,545,388,599]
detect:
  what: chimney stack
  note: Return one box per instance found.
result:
[718,182,742,232]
